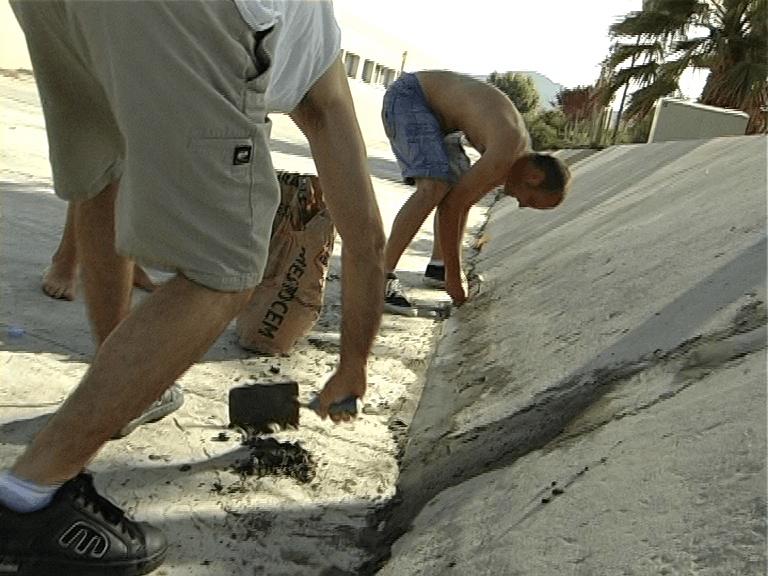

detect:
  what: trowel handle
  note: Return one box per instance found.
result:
[306,395,358,416]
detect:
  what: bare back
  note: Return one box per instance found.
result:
[415,70,531,161]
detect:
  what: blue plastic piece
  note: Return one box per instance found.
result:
[8,326,25,338]
[307,395,358,416]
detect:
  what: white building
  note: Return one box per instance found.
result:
[335,7,448,89]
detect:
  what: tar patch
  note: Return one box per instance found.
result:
[231,436,317,484]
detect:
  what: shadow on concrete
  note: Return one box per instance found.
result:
[0,412,53,445]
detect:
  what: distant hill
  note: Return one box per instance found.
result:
[472,71,565,110]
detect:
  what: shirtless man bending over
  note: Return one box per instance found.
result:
[381,70,571,314]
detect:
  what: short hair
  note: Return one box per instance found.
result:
[529,153,571,195]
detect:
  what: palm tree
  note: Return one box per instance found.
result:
[607,0,767,133]
[698,0,768,132]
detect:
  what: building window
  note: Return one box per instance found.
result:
[344,52,360,79]
[381,67,396,88]
[361,59,375,84]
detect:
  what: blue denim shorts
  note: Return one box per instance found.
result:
[382,73,470,186]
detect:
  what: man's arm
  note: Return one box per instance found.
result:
[437,198,470,306]
[289,55,385,420]
[437,152,510,305]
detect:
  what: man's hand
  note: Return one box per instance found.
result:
[445,269,468,306]
[315,365,366,423]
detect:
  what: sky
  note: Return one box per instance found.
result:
[333,0,707,99]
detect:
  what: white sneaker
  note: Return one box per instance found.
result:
[384,273,417,316]
[114,384,184,439]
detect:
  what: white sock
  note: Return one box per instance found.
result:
[428,259,444,267]
[0,471,61,513]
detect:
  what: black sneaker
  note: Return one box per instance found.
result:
[423,263,445,288]
[0,472,167,575]
[384,273,416,316]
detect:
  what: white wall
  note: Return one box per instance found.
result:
[0,1,32,70]
[648,98,749,143]
[335,7,447,74]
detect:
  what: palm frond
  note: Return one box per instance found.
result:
[610,61,661,91]
[611,10,692,38]
[704,60,768,108]
[672,36,711,54]
[625,76,681,118]
[608,42,665,68]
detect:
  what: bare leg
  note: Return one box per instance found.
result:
[430,213,442,261]
[43,201,157,303]
[13,274,253,484]
[384,178,450,272]
[74,181,133,345]
[42,203,78,301]
[458,210,469,250]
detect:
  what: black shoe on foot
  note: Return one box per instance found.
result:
[384,273,416,316]
[0,472,167,575]
[423,263,445,288]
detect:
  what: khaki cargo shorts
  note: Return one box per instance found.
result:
[11,0,280,291]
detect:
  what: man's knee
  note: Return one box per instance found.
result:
[234,285,257,313]
[415,178,451,207]
[176,273,255,315]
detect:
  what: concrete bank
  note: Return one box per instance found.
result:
[375,135,767,575]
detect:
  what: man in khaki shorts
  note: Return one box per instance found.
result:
[381,70,571,314]
[0,1,385,574]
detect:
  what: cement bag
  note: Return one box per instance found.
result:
[237,171,336,355]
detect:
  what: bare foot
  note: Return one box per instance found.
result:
[132,264,157,292]
[43,262,156,300]
[41,263,77,301]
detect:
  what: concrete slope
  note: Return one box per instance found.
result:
[378,135,767,574]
